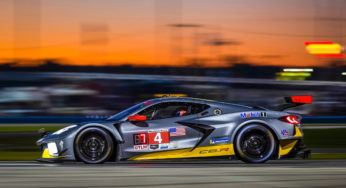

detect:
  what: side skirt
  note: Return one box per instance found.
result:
[128,144,235,161]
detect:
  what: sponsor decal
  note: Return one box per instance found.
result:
[169,127,186,136]
[148,128,168,133]
[129,144,234,160]
[199,147,230,154]
[150,144,159,150]
[260,112,267,117]
[213,108,222,115]
[160,144,169,149]
[210,136,230,144]
[240,112,267,118]
[240,113,247,118]
[134,145,148,151]
[148,129,170,150]
[281,129,289,136]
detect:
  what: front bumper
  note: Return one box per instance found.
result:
[36,142,68,162]
[36,133,76,162]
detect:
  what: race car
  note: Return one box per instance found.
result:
[36,96,311,164]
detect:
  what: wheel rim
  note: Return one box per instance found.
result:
[240,129,272,159]
[79,133,107,161]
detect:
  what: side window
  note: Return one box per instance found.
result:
[137,102,210,120]
[190,103,210,114]
[136,104,158,120]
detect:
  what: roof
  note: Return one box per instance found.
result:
[152,97,252,109]
[154,97,215,103]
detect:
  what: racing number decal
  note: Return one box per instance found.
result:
[149,131,169,144]
[154,133,162,143]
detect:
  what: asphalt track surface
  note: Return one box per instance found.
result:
[1,160,346,188]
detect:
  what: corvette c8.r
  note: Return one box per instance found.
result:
[36,96,311,164]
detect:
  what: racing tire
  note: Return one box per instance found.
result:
[74,127,114,164]
[234,124,276,163]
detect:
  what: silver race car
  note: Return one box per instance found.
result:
[36,96,311,164]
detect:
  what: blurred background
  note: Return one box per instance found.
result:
[0,0,346,161]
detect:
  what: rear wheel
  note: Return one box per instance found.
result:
[74,127,113,164]
[234,124,276,163]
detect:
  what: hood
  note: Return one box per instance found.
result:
[36,120,122,145]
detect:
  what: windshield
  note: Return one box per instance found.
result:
[107,100,156,120]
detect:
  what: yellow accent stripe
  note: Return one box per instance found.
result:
[129,144,234,160]
[294,125,303,138]
[278,139,298,156]
[42,148,56,159]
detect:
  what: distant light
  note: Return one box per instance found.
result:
[305,41,344,58]
[342,72,346,76]
[276,72,311,77]
[306,44,342,54]
[283,68,313,72]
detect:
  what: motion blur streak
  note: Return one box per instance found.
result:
[283,68,314,72]
[1,161,346,187]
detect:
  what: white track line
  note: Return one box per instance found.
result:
[0,163,41,166]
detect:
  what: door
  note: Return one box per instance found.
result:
[120,101,210,158]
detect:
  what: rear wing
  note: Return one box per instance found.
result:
[277,95,312,111]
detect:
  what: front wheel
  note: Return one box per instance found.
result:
[234,124,276,163]
[74,127,114,164]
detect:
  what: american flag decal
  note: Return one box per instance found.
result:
[169,127,186,136]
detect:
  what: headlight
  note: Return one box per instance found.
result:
[47,142,58,156]
[52,125,77,135]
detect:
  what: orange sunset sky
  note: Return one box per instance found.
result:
[0,0,345,67]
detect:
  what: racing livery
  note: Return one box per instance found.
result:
[36,96,311,164]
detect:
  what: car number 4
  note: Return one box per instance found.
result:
[149,131,169,144]
[154,133,163,143]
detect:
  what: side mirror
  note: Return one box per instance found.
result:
[128,115,147,121]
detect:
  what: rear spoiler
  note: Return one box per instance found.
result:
[277,95,312,111]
